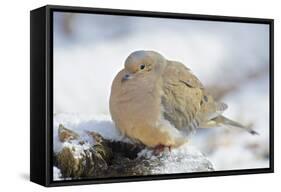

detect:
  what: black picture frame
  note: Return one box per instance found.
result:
[30,4,274,187]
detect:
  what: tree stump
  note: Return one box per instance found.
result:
[53,124,214,180]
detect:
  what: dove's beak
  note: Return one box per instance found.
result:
[122,73,133,82]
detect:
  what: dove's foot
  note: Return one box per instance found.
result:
[153,144,172,156]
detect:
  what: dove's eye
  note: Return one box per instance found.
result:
[139,64,145,70]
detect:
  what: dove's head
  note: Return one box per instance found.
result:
[122,50,167,82]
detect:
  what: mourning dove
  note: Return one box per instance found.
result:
[109,50,257,150]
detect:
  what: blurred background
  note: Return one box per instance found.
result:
[53,12,270,171]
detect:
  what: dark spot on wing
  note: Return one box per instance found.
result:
[203,95,208,102]
[179,80,193,88]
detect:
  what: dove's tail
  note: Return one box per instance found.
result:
[200,115,258,135]
[212,115,259,135]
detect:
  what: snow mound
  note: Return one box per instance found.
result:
[53,113,214,180]
[139,145,213,174]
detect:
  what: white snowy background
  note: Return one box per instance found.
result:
[53,11,270,173]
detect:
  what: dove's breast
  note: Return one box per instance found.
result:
[109,70,187,147]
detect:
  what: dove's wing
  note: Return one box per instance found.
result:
[161,60,225,133]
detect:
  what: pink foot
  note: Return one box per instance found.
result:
[168,146,172,152]
[153,144,172,155]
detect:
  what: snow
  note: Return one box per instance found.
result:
[53,167,62,181]
[138,145,213,174]
[53,113,124,180]
[53,113,128,154]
